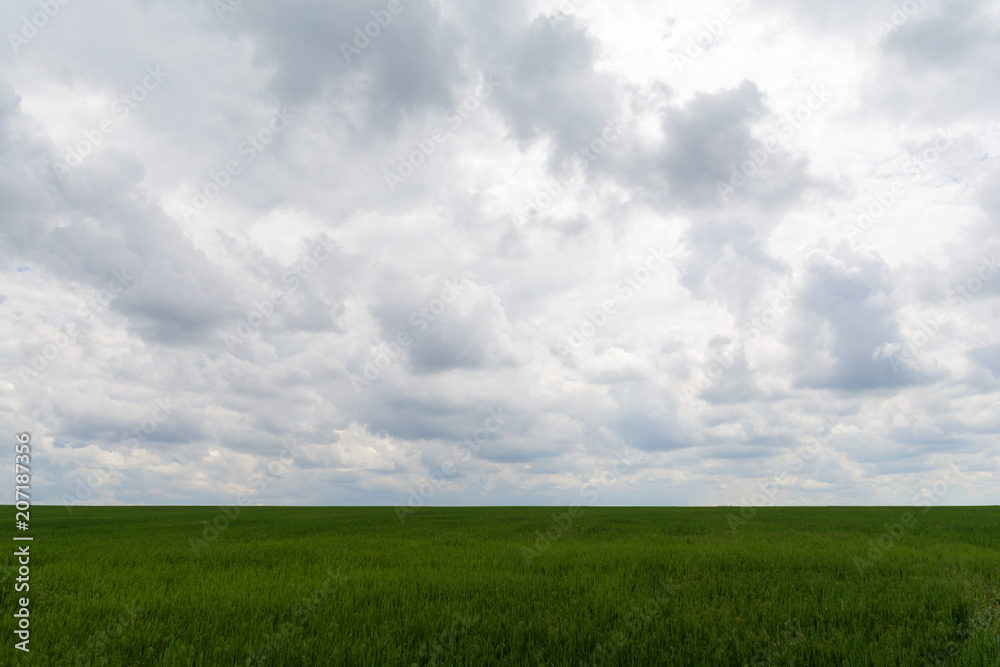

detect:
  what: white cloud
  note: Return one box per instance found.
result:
[1,0,998,507]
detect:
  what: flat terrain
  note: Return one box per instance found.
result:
[1,506,998,665]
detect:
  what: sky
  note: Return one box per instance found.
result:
[1,0,999,509]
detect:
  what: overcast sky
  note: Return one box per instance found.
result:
[2,0,999,508]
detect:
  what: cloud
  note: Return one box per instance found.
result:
[1,0,998,508]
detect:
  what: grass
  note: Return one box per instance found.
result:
[2,505,999,665]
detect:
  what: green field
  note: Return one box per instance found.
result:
[2,506,999,666]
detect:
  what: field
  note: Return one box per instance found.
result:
[2,505,999,666]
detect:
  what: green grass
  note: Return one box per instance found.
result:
[2,506,999,665]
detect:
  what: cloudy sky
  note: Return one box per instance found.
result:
[2,0,999,509]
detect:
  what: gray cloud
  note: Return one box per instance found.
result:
[1,0,997,507]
